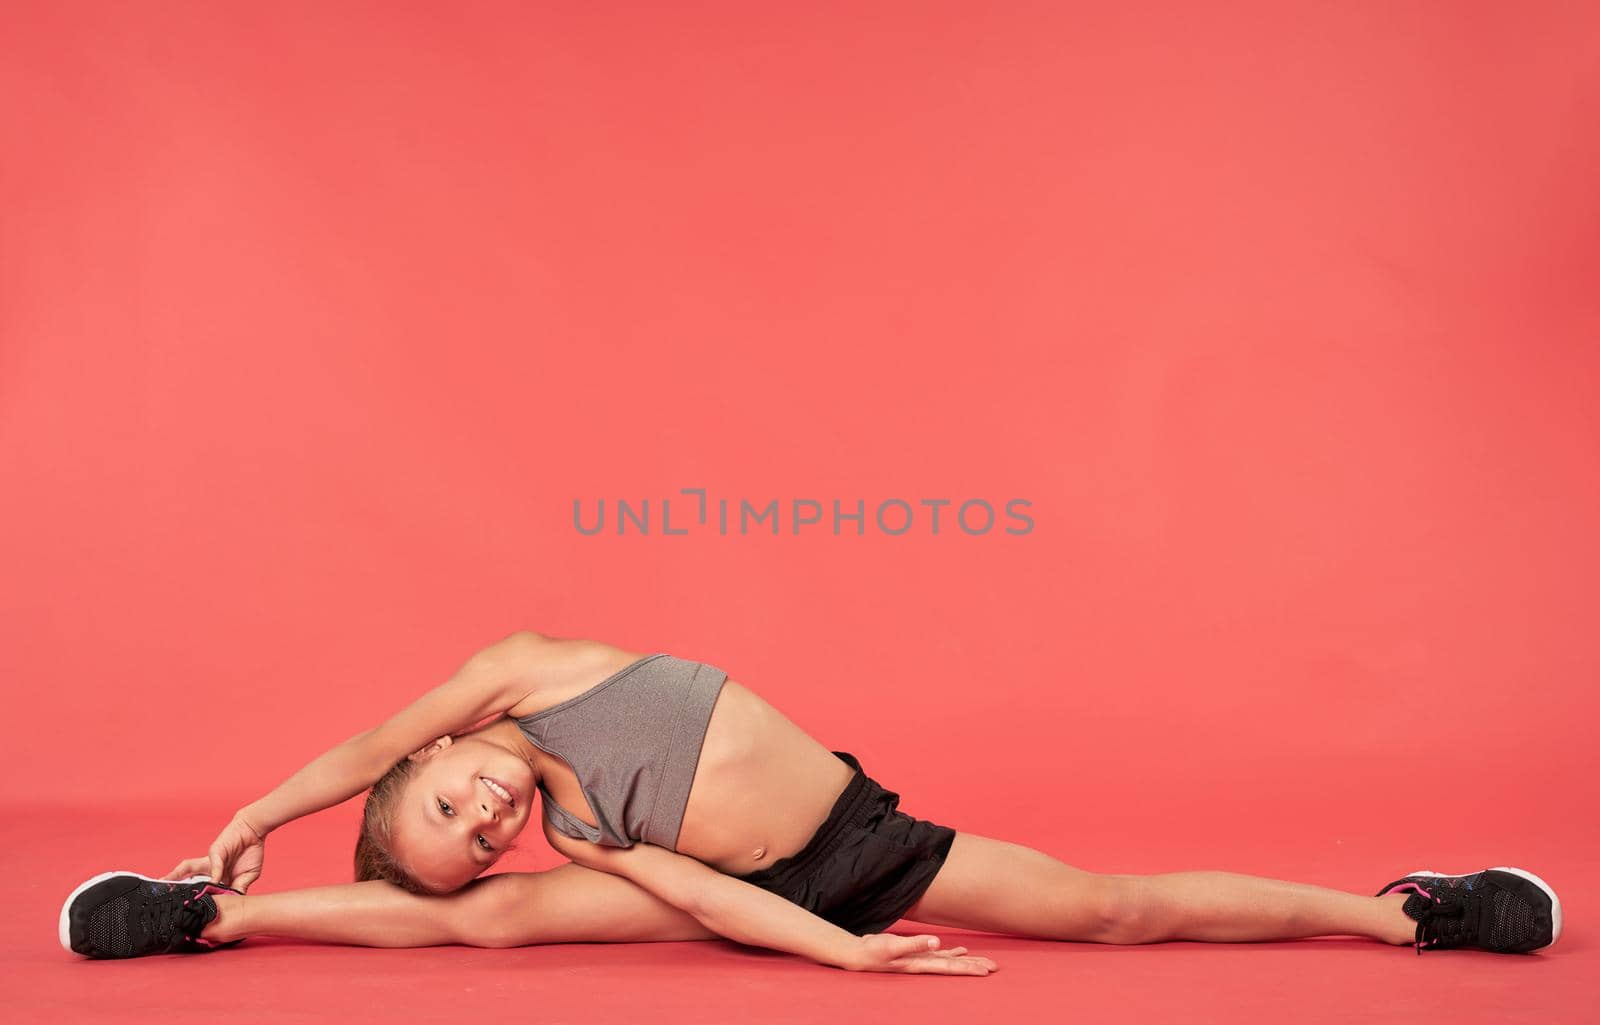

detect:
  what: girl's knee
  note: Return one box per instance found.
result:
[1086,875,1152,945]
[450,874,540,947]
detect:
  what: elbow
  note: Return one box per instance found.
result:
[498,629,548,653]
[476,630,548,669]
[677,884,715,924]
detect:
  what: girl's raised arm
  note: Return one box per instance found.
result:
[165,630,549,891]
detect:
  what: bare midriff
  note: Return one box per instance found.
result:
[520,649,855,875]
[670,679,857,874]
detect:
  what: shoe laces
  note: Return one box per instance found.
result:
[137,884,209,948]
[1406,889,1481,956]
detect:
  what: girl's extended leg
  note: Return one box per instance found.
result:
[901,833,1417,945]
[202,862,719,947]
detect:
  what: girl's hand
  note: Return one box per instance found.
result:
[846,933,998,975]
[162,813,267,893]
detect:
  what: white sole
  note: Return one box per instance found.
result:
[1400,866,1562,948]
[58,871,214,955]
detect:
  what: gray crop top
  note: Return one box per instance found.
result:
[513,653,728,850]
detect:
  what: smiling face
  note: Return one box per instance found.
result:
[387,733,538,893]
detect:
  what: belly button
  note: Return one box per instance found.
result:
[752,846,766,861]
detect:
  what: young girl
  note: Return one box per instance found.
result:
[60,631,1561,970]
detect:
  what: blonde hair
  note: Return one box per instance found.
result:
[354,758,440,895]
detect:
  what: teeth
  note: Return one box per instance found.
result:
[482,778,512,804]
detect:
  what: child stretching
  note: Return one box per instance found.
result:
[61,631,1561,970]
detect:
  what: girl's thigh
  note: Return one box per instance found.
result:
[470,862,718,945]
[899,831,1119,940]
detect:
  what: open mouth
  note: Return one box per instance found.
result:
[481,776,517,808]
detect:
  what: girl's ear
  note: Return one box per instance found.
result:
[406,735,453,762]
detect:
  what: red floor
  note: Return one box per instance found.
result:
[12,802,1593,1024]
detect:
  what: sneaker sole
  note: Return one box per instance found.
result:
[1402,866,1562,948]
[58,870,215,955]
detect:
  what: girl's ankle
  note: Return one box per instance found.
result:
[1379,892,1416,945]
[203,892,245,943]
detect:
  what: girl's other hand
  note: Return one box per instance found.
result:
[162,813,267,893]
[848,933,998,975]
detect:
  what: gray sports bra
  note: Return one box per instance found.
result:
[513,653,728,850]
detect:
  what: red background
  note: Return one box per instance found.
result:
[3,2,1596,1022]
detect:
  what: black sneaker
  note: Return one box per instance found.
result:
[60,871,242,959]
[1375,866,1561,955]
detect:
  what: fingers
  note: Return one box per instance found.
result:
[208,844,227,886]
[891,944,999,974]
[870,933,997,975]
[894,954,994,975]
[896,934,983,965]
[928,954,998,974]
[162,857,209,881]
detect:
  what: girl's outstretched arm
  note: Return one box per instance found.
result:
[172,630,552,890]
[547,827,996,975]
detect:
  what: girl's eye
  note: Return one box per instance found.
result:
[477,835,493,851]
[438,799,453,816]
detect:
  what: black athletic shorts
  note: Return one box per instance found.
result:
[731,750,957,936]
